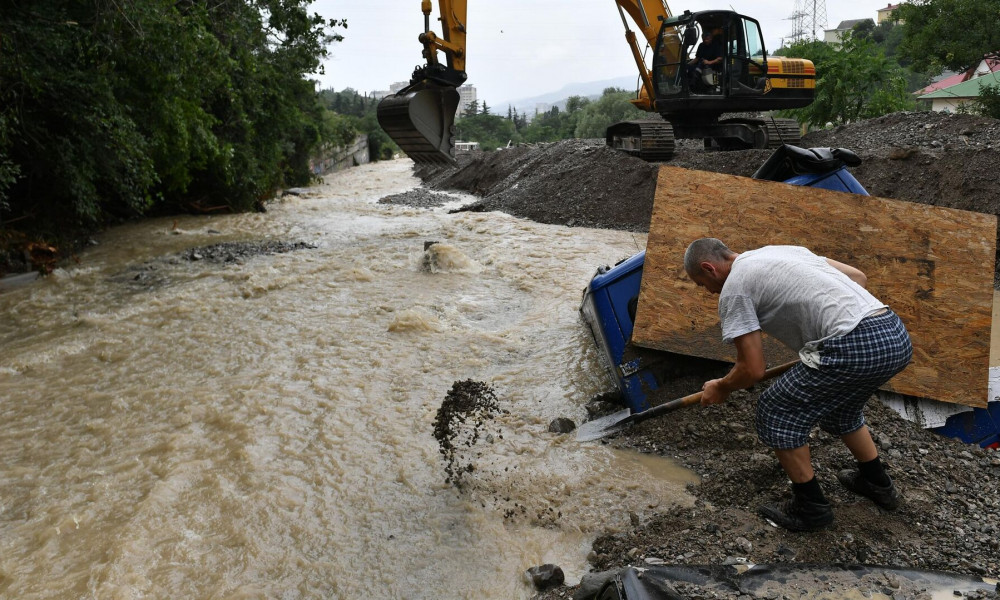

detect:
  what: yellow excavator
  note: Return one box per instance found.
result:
[376,1,816,165]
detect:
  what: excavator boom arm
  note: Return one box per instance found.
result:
[421,0,467,75]
[616,0,672,49]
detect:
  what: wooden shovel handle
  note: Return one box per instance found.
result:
[625,360,800,427]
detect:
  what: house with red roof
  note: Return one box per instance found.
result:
[917,53,1000,112]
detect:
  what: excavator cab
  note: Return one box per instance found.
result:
[606,9,812,153]
[653,11,769,106]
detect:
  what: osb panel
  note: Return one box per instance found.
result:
[633,166,996,408]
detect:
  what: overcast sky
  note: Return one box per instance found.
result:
[310,1,898,106]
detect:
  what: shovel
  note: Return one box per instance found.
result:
[575,360,799,442]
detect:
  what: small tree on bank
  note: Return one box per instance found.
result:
[778,34,914,127]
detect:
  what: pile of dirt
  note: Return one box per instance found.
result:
[419,140,660,231]
[419,111,1000,235]
[799,113,1000,241]
[378,188,456,209]
[801,111,1000,153]
[588,379,1000,582]
[400,111,1000,598]
[421,111,1000,287]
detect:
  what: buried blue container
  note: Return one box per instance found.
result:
[933,402,1000,448]
[579,144,1000,446]
[579,250,653,411]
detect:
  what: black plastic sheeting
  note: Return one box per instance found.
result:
[596,564,998,600]
[751,144,862,182]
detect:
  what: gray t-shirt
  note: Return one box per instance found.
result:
[718,245,886,366]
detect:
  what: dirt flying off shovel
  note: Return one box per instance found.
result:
[576,361,799,442]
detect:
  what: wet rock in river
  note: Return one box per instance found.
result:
[110,239,317,291]
[548,417,576,434]
[573,570,617,600]
[525,563,565,591]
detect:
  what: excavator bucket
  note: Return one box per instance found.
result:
[377,83,460,166]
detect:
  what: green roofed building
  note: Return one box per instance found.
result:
[917,55,1000,113]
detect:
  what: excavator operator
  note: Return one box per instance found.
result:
[687,30,724,90]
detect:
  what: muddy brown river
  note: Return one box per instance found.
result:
[0,160,698,599]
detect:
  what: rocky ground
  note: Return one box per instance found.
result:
[402,111,1000,599]
[580,383,1000,598]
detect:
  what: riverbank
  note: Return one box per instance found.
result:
[405,112,1000,598]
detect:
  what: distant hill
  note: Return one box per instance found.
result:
[493,76,639,118]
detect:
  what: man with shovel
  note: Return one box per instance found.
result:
[683,238,912,531]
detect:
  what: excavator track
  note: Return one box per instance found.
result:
[765,117,802,148]
[700,116,802,150]
[605,121,676,162]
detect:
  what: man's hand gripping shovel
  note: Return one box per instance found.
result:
[575,361,799,442]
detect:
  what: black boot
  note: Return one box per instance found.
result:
[759,477,834,532]
[837,469,901,510]
[759,497,834,531]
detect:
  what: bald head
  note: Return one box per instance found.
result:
[684,238,735,275]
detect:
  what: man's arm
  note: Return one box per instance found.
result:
[826,258,867,287]
[701,330,765,405]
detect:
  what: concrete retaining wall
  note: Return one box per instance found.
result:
[311,135,369,175]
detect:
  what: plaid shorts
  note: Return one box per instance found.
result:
[756,310,912,450]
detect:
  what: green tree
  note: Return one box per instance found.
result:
[778,35,914,127]
[356,110,400,160]
[0,114,21,215]
[810,21,926,92]
[565,96,592,114]
[896,0,1000,73]
[519,107,563,143]
[850,19,876,41]
[454,113,516,150]
[462,100,480,117]
[0,0,343,243]
[973,82,1000,119]
[318,88,400,160]
[319,88,375,118]
[573,88,648,138]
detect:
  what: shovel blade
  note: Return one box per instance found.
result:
[575,408,633,442]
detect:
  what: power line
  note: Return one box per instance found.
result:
[805,0,827,40]
[787,0,827,42]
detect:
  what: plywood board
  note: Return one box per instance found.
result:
[633,166,996,408]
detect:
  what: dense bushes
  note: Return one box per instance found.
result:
[0,0,345,244]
